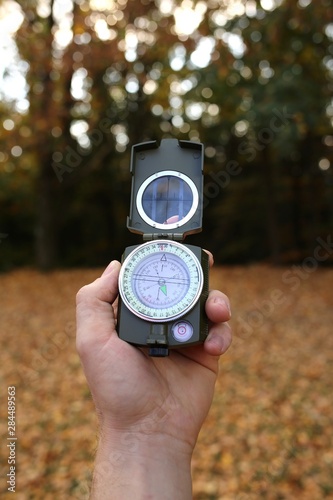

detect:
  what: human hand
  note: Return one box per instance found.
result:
[76,256,232,499]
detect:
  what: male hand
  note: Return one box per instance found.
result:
[76,257,232,499]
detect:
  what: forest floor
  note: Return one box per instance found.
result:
[0,265,333,499]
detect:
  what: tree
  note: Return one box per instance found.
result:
[0,0,332,268]
[183,0,333,262]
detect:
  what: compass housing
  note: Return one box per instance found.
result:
[117,241,209,353]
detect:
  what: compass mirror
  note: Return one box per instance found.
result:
[136,170,199,230]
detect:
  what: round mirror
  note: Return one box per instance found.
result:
[136,171,199,230]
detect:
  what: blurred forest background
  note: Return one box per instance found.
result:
[0,0,332,271]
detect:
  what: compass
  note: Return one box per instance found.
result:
[116,138,209,356]
[119,240,204,323]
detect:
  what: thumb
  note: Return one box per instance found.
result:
[76,260,121,355]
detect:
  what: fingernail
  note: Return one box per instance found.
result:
[102,260,116,276]
[206,332,225,354]
[213,296,231,317]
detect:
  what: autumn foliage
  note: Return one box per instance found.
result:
[1,265,332,499]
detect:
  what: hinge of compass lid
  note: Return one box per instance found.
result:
[143,233,184,242]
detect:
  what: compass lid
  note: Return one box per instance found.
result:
[127,139,204,240]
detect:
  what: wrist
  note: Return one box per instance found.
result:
[91,427,193,500]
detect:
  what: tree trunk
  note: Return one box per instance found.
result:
[261,148,281,264]
[35,156,58,270]
[34,0,58,270]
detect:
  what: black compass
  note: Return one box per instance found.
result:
[117,139,209,356]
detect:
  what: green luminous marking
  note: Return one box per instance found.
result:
[160,285,167,296]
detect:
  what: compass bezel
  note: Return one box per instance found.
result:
[118,239,204,323]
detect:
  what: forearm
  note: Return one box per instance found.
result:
[90,430,193,500]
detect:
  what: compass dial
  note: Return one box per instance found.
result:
[119,240,204,322]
